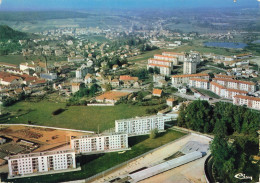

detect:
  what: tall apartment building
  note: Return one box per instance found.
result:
[153,55,178,65]
[233,95,260,110]
[7,150,76,178]
[183,60,197,74]
[70,133,129,154]
[212,78,256,93]
[172,73,209,87]
[115,115,165,135]
[76,64,89,79]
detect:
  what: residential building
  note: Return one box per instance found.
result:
[96,91,130,104]
[212,78,256,92]
[7,150,76,178]
[76,64,88,79]
[70,133,129,154]
[233,95,260,110]
[115,115,165,135]
[111,79,120,88]
[210,81,226,97]
[172,73,209,87]
[166,98,176,107]
[152,89,163,97]
[0,137,6,145]
[183,60,196,74]
[153,55,178,65]
[162,52,185,62]
[84,74,93,84]
[119,75,139,88]
[71,83,81,93]
[225,88,248,100]
[189,78,209,89]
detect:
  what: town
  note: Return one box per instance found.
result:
[0,2,259,183]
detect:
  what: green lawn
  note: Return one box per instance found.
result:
[195,88,221,99]
[0,55,26,65]
[2,101,161,132]
[2,129,186,183]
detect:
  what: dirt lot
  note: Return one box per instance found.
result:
[0,125,92,152]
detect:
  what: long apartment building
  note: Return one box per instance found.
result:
[233,95,260,110]
[172,73,209,87]
[210,81,248,99]
[115,115,165,136]
[70,133,129,154]
[147,54,179,76]
[212,78,255,93]
[162,52,185,62]
[147,58,172,76]
[189,78,209,90]
[7,150,76,178]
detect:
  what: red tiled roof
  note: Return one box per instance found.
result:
[234,95,260,101]
[210,81,226,89]
[214,74,233,79]
[213,78,255,85]
[172,73,209,78]
[163,52,185,56]
[119,75,138,81]
[189,78,209,82]
[154,55,177,59]
[96,91,130,101]
[148,58,172,63]
[153,88,162,95]
[226,88,248,94]
[148,63,171,68]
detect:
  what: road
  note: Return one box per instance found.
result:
[90,132,212,183]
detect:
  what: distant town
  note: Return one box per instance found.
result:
[0,5,259,183]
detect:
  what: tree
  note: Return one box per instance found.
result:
[150,128,158,139]
[104,83,112,91]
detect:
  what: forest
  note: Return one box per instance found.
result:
[177,100,259,182]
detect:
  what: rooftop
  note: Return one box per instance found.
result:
[172,73,209,78]
[234,95,260,101]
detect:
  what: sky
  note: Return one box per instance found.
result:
[0,0,259,11]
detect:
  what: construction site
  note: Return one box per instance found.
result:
[0,124,93,167]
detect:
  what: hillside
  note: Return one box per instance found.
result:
[0,25,28,40]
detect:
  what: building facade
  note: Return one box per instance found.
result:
[183,60,196,74]
[212,78,255,93]
[70,133,129,154]
[233,95,260,110]
[8,150,76,178]
[189,78,209,89]
[115,115,165,135]
[172,73,209,87]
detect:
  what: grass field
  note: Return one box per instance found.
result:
[195,88,221,99]
[2,129,186,183]
[0,55,26,65]
[2,101,161,132]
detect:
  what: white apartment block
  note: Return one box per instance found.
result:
[225,89,248,100]
[172,73,209,87]
[162,52,185,62]
[233,95,260,110]
[8,150,76,178]
[183,61,197,74]
[153,55,178,65]
[210,81,226,97]
[115,115,165,135]
[70,133,129,154]
[189,78,209,89]
[212,78,255,93]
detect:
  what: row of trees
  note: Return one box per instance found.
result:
[177,100,259,182]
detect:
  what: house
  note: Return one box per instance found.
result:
[153,74,165,83]
[167,98,176,107]
[71,83,81,93]
[96,91,131,104]
[112,65,119,71]
[119,75,139,88]
[0,137,6,145]
[30,79,46,87]
[111,79,120,88]
[0,76,22,86]
[84,74,93,84]
[153,89,163,97]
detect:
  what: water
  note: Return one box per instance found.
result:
[252,40,260,44]
[204,42,248,49]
